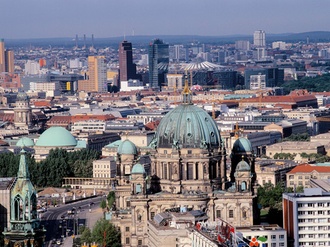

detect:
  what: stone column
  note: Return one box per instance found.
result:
[236,202,241,226]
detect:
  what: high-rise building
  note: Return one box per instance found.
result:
[235,40,251,51]
[283,188,330,247]
[78,56,107,92]
[0,39,5,73]
[119,40,137,82]
[0,39,14,74]
[5,50,14,73]
[148,39,169,89]
[253,30,266,47]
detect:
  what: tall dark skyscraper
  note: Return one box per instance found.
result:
[148,39,169,89]
[119,40,137,82]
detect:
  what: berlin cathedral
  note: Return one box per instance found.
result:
[111,78,259,246]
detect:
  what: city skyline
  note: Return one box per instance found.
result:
[0,0,329,39]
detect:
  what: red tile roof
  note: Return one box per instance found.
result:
[288,164,330,174]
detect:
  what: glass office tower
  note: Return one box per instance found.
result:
[148,39,169,90]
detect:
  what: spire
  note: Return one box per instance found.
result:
[182,71,192,104]
[17,149,29,179]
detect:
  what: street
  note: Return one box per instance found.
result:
[40,196,104,247]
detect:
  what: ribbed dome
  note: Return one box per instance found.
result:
[236,160,250,172]
[17,92,29,102]
[232,137,252,153]
[36,127,77,147]
[131,163,145,174]
[17,137,34,147]
[117,140,137,155]
[154,104,221,149]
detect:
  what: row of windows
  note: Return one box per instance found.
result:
[299,242,330,246]
[299,226,330,231]
[298,203,330,208]
[125,238,142,245]
[299,234,330,238]
[298,218,330,223]
[298,210,330,216]
[94,173,111,178]
[290,181,309,186]
[94,165,110,169]
[289,175,330,180]
[216,209,247,219]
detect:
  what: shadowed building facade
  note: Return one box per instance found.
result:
[119,40,138,83]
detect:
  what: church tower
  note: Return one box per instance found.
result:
[3,149,46,247]
[13,92,32,129]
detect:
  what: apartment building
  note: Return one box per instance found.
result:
[283,188,330,247]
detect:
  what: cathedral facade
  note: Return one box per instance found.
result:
[111,79,258,246]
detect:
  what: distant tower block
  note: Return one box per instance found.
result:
[91,34,94,48]
[83,34,86,49]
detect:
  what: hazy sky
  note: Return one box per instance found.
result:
[1,0,329,39]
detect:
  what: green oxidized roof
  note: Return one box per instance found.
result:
[154,104,221,149]
[105,140,122,148]
[131,163,145,174]
[17,137,34,147]
[118,140,137,155]
[36,127,77,147]
[232,137,252,153]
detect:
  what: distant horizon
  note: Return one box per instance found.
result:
[1,0,330,39]
[2,30,330,41]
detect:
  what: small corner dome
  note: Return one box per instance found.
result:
[17,91,29,102]
[36,127,77,147]
[117,140,137,155]
[17,137,34,147]
[236,160,250,172]
[232,137,252,153]
[131,163,145,174]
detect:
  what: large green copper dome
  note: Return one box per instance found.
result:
[154,104,221,149]
[36,127,77,147]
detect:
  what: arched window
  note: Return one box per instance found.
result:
[241,181,247,191]
[136,184,142,194]
[30,193,37,219]
[13,195,23,221]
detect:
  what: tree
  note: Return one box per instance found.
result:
[107,191,115,209]
[80,227,92,245]
[100,200,107,210]
[91,219,121,247]
[282,133,310,142]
